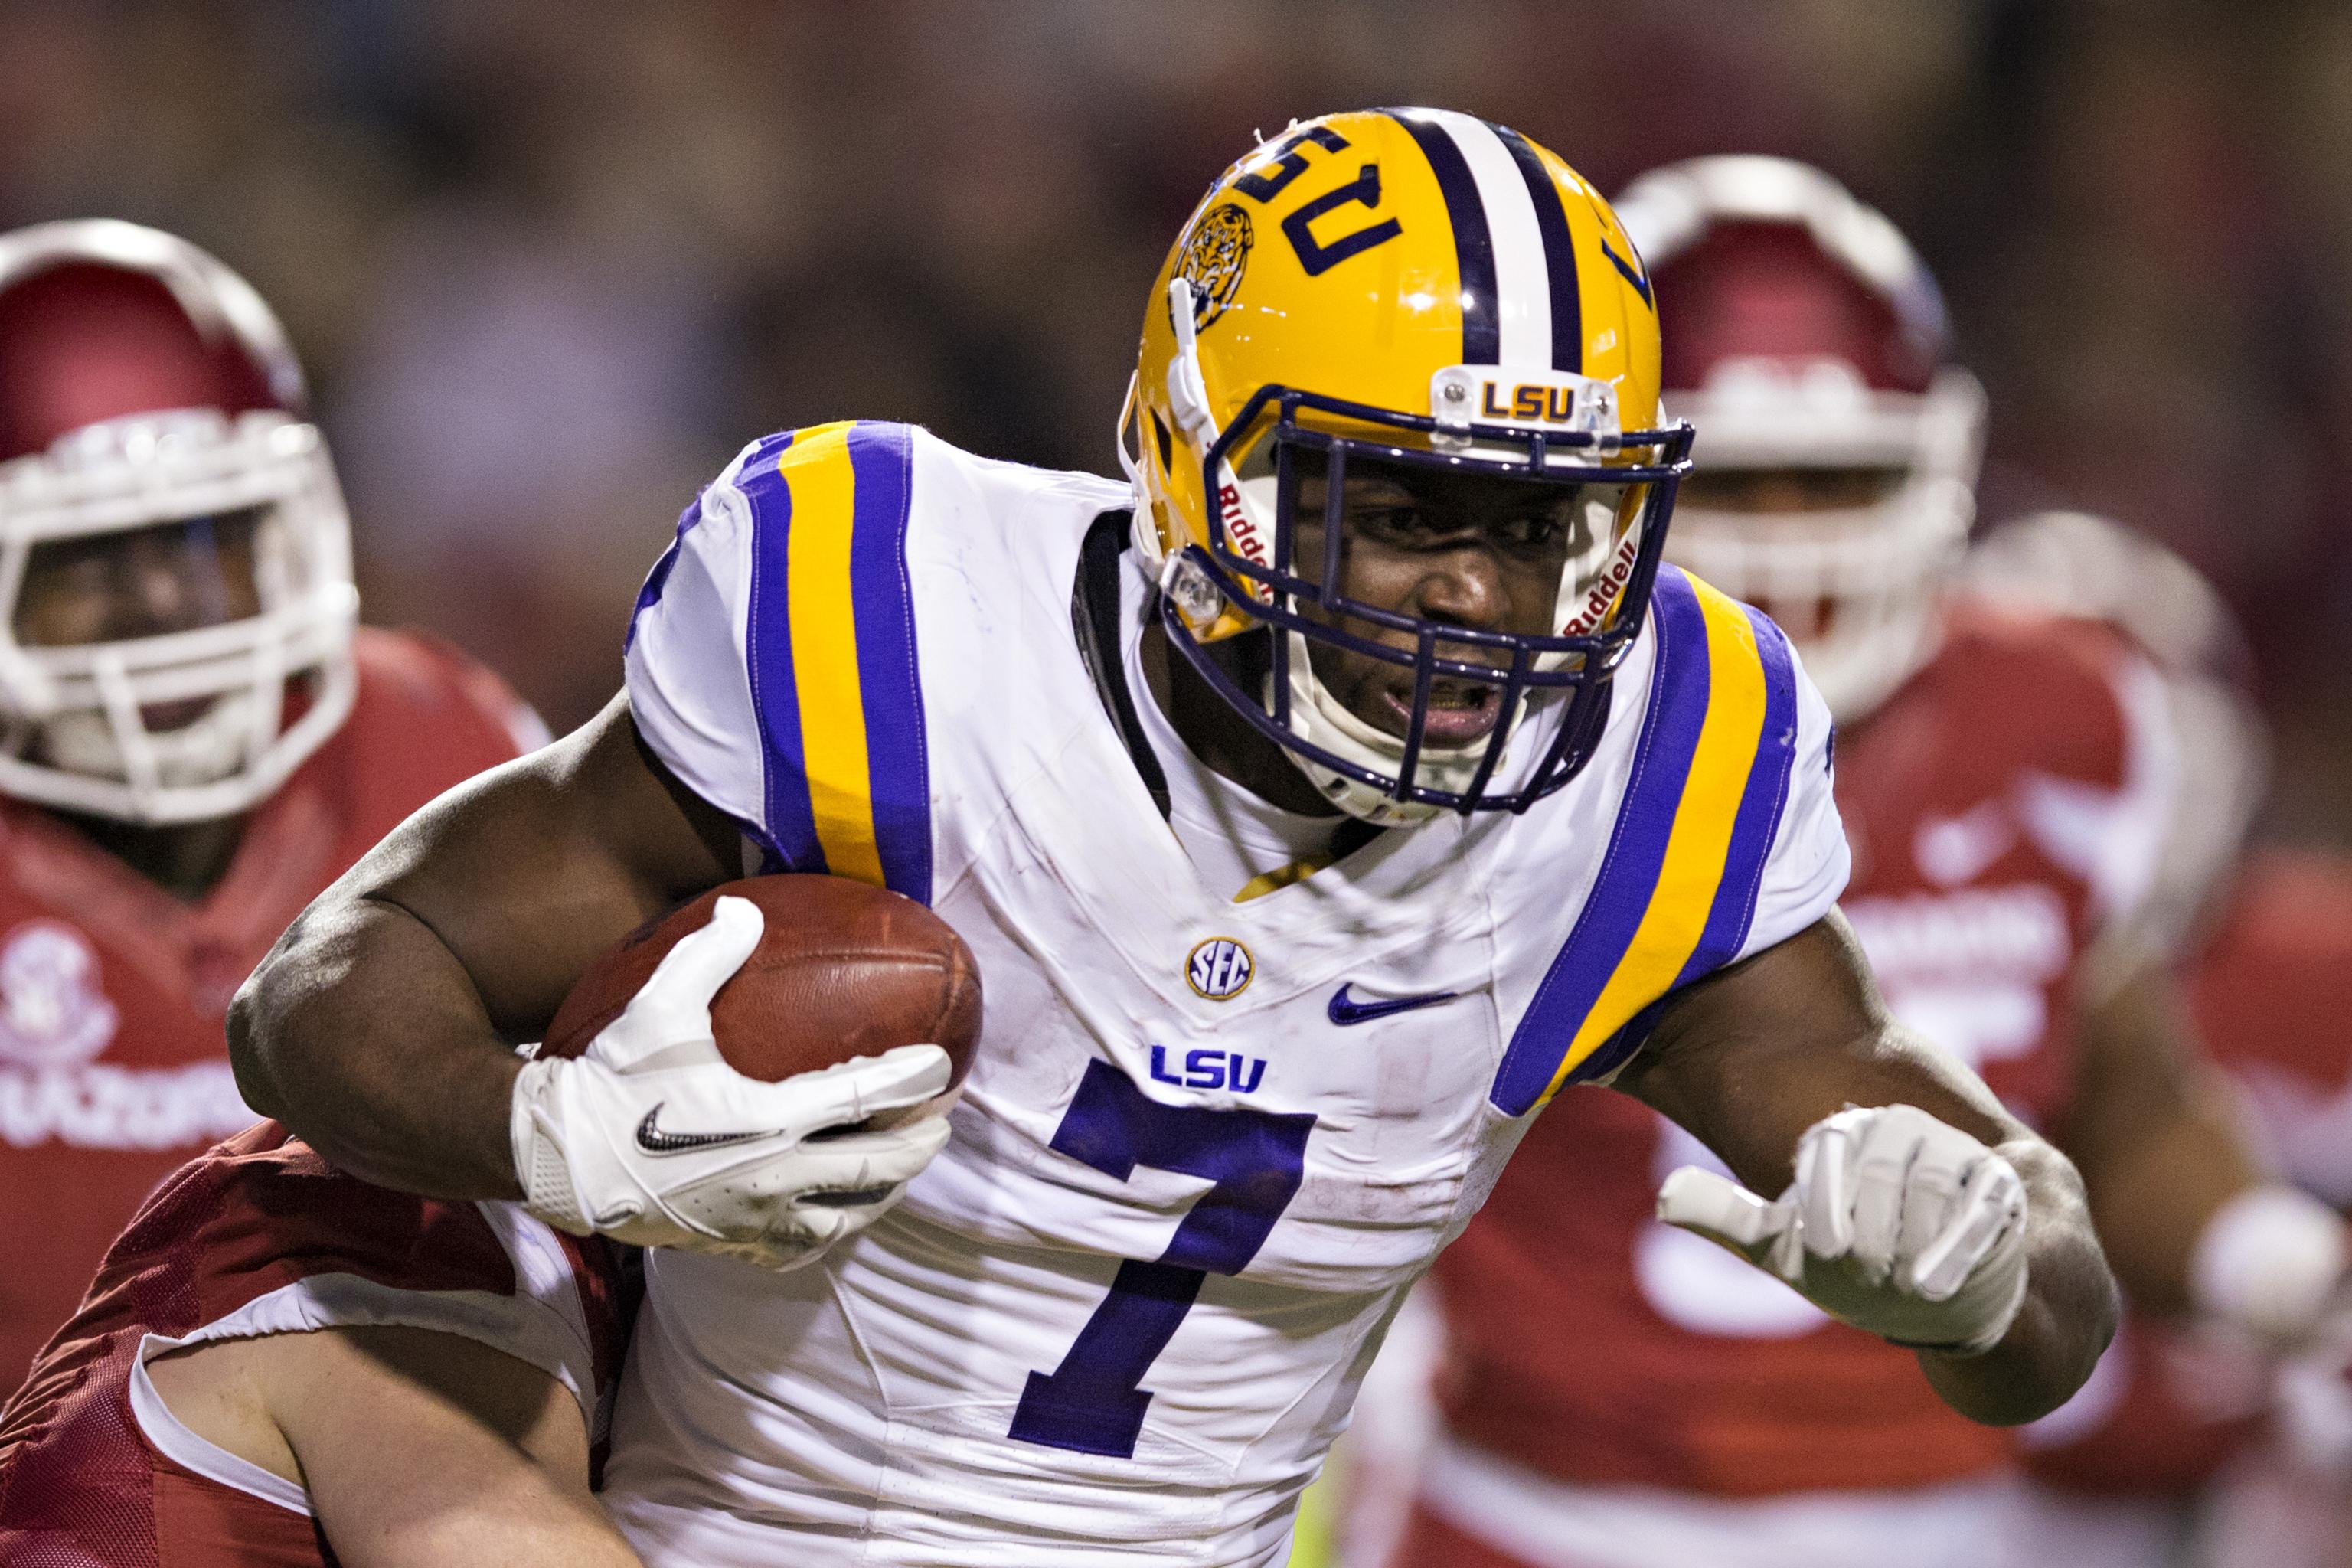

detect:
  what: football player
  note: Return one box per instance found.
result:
[227,113,2118,1566]
[1394,158,2341,1568]
[0,1116,639,1566]
[0,220,542,1394]
[1970,514,2343,1566]
[2007,850,2352,1568]
[2169,849,2352,1568]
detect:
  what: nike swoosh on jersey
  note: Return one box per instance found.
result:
[1327,984,1459,1027]
[635,1105,773,1156]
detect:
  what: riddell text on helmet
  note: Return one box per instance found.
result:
[1563,531,1642,635]
[1217,482,1270,565]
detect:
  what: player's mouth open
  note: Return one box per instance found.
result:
[140,697,213,731]
[1380,681,1501,746]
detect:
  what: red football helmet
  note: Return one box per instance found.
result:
[1613,157,1985,722]
[0,220,356,822]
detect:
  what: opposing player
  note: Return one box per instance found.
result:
[1968,513,2344,1566]
[2170,850,2352,1568]
[0,1116,637,1565]
[228,113,2118,1565]
[0,220,541,1393]
[2007,850,2352,1568]
[1397,158,2330,1568]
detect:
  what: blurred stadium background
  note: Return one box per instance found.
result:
[5,0,2348,856]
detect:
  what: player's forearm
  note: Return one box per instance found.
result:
[233,706,746,1204]
[2079,1096,2265,1314]
[230,893,524,1200]
[345,1505,641,1568]
[275,1328,641,1568]
[2066,964,2269,1313]
[323,1474,639,1568]
[1917,1137,2118,1426]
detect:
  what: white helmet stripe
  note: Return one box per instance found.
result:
[1493,123,1587,373]
[1423,110,1553,370]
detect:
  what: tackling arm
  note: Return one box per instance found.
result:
[146,1327,637,1568]
[1615,910,2119,1426]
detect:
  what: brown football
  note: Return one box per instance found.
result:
[541,875,982,1100]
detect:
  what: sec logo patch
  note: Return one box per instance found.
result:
[1185,936,1254,1001]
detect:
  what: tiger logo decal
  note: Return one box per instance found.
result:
[1178,203,1253,331]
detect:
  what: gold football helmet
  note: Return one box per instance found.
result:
[1122,109,1690,822]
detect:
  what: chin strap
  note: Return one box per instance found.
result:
[1069,510,1171,822]
[1113,374,1152,550]
[1163,279,1220,450]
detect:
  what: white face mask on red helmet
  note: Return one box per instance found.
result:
[0,220,358,825]
[1614,156,1986,724]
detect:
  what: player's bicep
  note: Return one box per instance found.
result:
[346,433,828,1036]
[1614,912,2021,1196]
[342,693,740,1037]
[261,1326,636,1568]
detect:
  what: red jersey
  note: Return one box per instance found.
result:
[0,628,532,1394]
[2018,850,2352,1495]
[2185,851,2352,1204]
[1432,605,2175,1496]
[0,1121,628,1566]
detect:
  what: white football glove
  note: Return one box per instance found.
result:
[510,894,954,1270]
[1656,1103,2030,1356]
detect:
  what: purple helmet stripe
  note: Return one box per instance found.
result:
[1383,109,1498,364]
[1491,123,1585,374]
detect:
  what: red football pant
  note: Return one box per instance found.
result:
[1387,1499,1602,1568]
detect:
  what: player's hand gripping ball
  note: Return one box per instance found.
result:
[511,877,982,1270]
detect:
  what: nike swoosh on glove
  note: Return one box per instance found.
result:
[1655,1103,2030,1356]
[510,894,955,1270]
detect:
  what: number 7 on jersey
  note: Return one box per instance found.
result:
[1010,1059,1316,1459]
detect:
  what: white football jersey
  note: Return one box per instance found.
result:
[611,420,1848,1566]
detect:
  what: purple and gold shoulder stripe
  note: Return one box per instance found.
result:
[1490,566,1802,1115]
[733,420,933,905]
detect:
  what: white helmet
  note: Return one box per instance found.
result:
[1613,156,1985,724]
[0,220,358,824]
